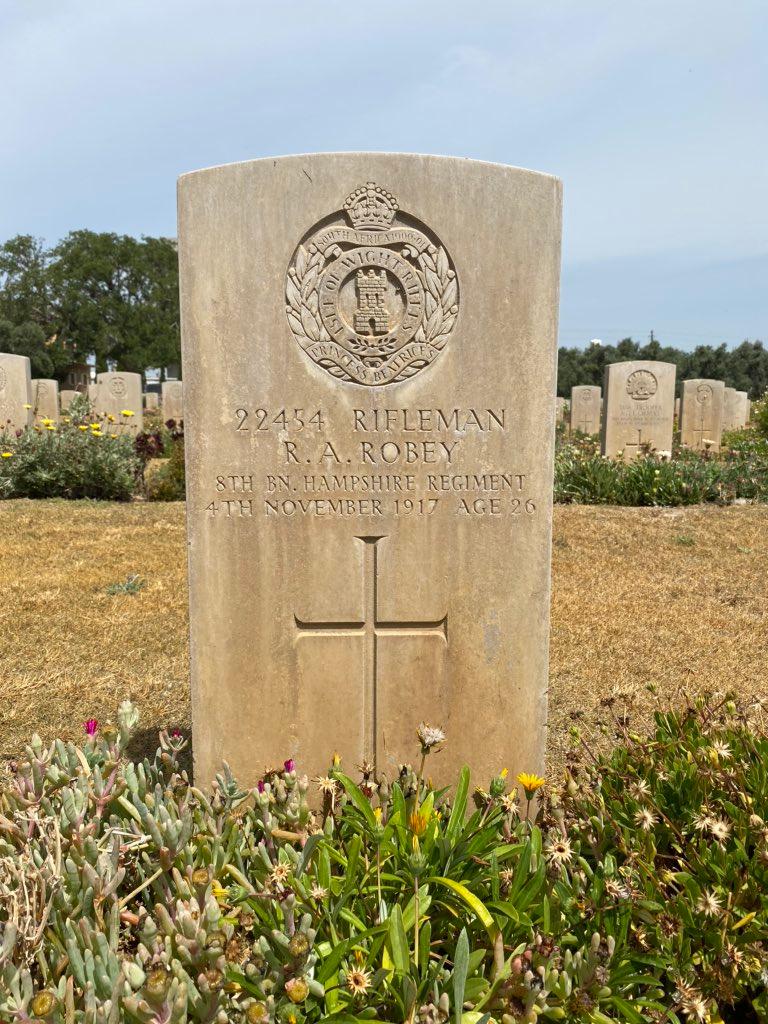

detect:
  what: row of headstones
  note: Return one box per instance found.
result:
[0,353,184,434]
[555,361,751,458]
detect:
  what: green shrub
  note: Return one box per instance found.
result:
[0,419,140,501]
[752,390,768,440]
[1,697,767,1021]
[554,435,768,506]
[145,437,186,501]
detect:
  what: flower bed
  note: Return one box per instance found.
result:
[1,696,766,1022]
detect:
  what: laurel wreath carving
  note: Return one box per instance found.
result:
[413,246,458,350]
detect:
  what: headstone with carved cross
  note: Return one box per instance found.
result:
[179,154,562,787]
[0,353,33,435]
[679,379,724,451]
[601,360,676,461]
[569,385,601,435]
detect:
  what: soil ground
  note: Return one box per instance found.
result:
[1,500,766,779]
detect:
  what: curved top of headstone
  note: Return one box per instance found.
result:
[179,152,562,184]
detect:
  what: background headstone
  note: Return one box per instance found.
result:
[679,379,725,451]
[570,385,601,435]
[0,353,33,435]
[734,390,750,428]
[162,380,184,422]
[32,379,60,423]
[674,396,680,423]
[555,396,568,424]
[144,392,159,411]
[179,153,562,787]
[601,360,676,460]
[94,372,143,435]
[60,390,78,412]
[722,387,739,431]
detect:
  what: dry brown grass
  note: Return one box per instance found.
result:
[1,500,766,775]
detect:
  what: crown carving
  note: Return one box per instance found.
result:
[343,182,398,231]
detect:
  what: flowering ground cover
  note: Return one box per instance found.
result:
[2,696,768,1022]
[0,501,766,780]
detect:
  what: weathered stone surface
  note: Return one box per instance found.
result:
[144,392,159,411]
[735,391,750,428]
[723,388,738,431]
[60,390,78,412]
[179,153,562,787]
[94,372,143,435]
[601,360,676,460]
[555,397,568,424]
[570,385,601,435]
[32,379,60,423]
[0,353,33,435]
[679,379,725,451]
[162,380,184,422]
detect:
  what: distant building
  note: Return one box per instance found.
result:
[63,362,90,392]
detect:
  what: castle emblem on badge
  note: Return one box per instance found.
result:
[285,183,459,387]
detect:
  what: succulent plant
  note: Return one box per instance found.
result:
[3,695,768,1021]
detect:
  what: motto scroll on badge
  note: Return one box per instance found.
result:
[285,182,459,387]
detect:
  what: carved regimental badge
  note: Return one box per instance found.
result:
[286,183,459,387]
[109,377,127,398]
[626,370,657,401]
[696,383,713,405]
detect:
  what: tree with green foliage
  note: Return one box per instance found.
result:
[558,336,768,398]
[50,230,180,374]
[0,231,180,381]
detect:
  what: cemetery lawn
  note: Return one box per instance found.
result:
[1,499,766,774]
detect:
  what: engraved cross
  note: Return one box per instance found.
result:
[622,427,648,458]
[691,415,708,448]
[294,535,448,767]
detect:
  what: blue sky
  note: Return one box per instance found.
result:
[1,0,765,349]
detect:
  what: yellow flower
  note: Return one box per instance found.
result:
[516,772,545,798]
[23,403,32,409]
[1,452,13,458]
[110,433,117,439]
[211,881,228,901]
[500,767,508,779]
[41,417,53,426]
[78,425,88,431]
[91,430,104,437]
[107,414,115,422]
[409,810,429,837]
[45,424,56,431]
[121,409,134,417]
[373,807,382,823]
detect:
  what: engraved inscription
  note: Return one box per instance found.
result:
[285,183,459,387]
[202,402,539,520]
